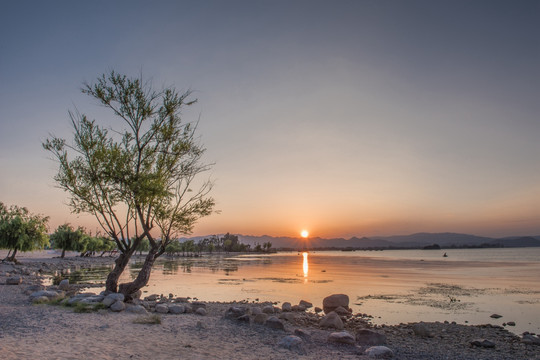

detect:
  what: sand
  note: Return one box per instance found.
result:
[1,250,539,359]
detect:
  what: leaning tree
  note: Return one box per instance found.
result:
[44,71,215,299]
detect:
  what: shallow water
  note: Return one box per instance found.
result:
[85,248,540,334]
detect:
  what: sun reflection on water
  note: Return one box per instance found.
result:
[302,252,308,282]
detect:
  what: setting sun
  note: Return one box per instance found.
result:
[301,230,309,238]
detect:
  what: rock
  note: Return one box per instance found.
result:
[195,308,207,316]
[191,301,206,312]
[319,311,344,330]
[356,329,387,345]
[365,346,394,358]
[262,305,275,314]
[279,312,296,322]
[254,313,268,324]
[58,279,70,291]
[322,294,349,314]
[102,297,116,307]
[292,305,306,312]
[490,314,503,319]
[155,304,169,314]
[314,307,323,313]
[282,302,292,312]
[412,322,434,338]
[506,321,515,326]
[107,293,125,302]
[29,290,61,299]
[110,301,126,312]
[522,334,540,345]
[169,304,185,314]
[294,328,312,341]
[125,305,147,314]
[6,276,22,285]
[237,314,251,323]
[265,316,285,330]
[251,307,262,315]
[334,306,350,316]
[278,335,306,355]
[225,306,247,319]
[145,294,159,301]
[79,296,104,305]
[299,300,313,308]
[328,331,355,345]
[470,339,496,348]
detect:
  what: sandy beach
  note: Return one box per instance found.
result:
[1,251,539,360]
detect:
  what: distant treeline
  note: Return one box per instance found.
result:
[161,233,273,257]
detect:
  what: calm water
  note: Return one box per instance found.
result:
[96,248,539,334]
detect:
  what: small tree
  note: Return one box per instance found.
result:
[0,202,49,263]
[50,223,86,258]
[44,71,215,298]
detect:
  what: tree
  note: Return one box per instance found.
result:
[0,202,49,263]
[50,223,86,258]
[43,71,215,299]
[136,238,150,256]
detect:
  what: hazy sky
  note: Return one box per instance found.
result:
[1,1,539,238]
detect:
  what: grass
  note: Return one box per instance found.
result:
[32,297,65,306]
[73,302,107,313]
[133,314,162,325]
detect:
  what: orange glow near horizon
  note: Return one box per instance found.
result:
[301,230,309,238]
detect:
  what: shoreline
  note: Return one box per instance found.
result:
[1,251,539,359]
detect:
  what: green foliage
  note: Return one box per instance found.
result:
[43,71,215,262]
[50,224,86,258]
[133,314,162,325]
[0,202,49,262]
[73,302,107,313]
[136,237,150,255]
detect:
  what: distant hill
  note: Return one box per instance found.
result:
[181,232,540,249]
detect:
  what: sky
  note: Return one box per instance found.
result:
[1,0,539,239]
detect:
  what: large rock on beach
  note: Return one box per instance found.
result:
[110,301,126,312]
[6,276,22,285]
[254,313,268,324]
[522,334,540,345]
[299,300,313,308]
[356,329,387,345]
[169,304,185,314]
[282,302,292,312]
[58,279,70,291]
[278,335,306,355]
[102,293,124,307]
[262,305,275,314]
[225,306,247,319]
[319,311,344,330]
[155,304,169,314]
[29,290,61,300]
[322,294,349,314]
[265,316,285,330]
[328,331,355,345]
[195,308,207,316]
[470,339,495,348]
[365,346,394,358]
[191,302,207,312]
[251,307,262,315]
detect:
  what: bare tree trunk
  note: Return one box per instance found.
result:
[61,248,66,258]
[105,248,135,293]
[118,246,159,301]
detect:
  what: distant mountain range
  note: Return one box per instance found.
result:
[182,232,540,249]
